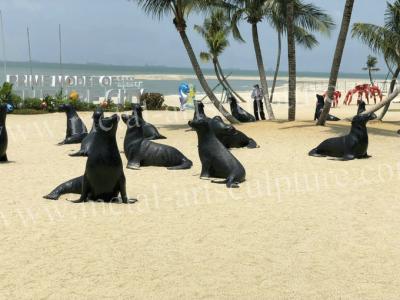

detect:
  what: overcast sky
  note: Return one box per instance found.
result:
[0,0,388,73]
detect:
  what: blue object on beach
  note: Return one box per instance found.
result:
[179,83,190,99]
[6,103,13,113]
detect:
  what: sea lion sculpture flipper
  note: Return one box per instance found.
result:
[58,104,88,145]
[309,113,373,160]
[228,96,255,123]
[0,104,8,162]
[44,176,83,200]
[69,109,104,157]
[122,113,192,170]
[131,103,166,140]
[210,116,259,149]
[189,118,246,188]
[44,114,136,203]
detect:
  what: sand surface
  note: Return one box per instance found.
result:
[1,84,400,299]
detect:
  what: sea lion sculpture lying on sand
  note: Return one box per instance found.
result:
[192,101,258,149]
[44,114,135,203]
[69,109,103,157]
[314,94,340,121]
[131,103,166,140]
[122,112,192,170]
[189,118,246,188]
[210,116,258,149]
[309,113,373,160]
[229,96,256,123]
[0,104,8,162]
[58,103,88,145]
[357,100,377,120]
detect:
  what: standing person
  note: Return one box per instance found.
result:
[251,84,266,121]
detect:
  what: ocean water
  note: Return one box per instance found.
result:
[0,61,388,100]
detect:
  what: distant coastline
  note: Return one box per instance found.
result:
[0,60,389,80]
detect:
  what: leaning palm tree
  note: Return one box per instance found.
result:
[229,0,276,120]
[352,0,400,120]
[134,0,239,123]
[266,0,334,103]
[363,55,380,85]
[317,0,355,126]
[194,9,247,103]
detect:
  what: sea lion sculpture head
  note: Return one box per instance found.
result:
[188,118,210,134]
[352,112,373,126]
[0,104,7,125]
[98,114,120,136]
[131,103,144,119]
[228,95,238,108]
[92,108,104,128]
[210,116,235,135]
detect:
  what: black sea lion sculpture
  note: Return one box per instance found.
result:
[357,100,377,120]
[309,113,373,160]
[58,103,88,145]
[44,114,135,203]
[0,104,8,162]
[314,94,340,121]
[229,96,255,123]
[210,116,258,149]
[189,118,246,188]
[131,103,166,140]
[122,113,192,170]
[69,109,103,157]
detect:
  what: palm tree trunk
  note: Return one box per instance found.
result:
[361,86,400,115]
[177,29,239,124]
[368,69,373,85]
[287,1,296,121]
[378,67,400,120]
[215,59,247,103]
[270,30,282,103]
[251,22,275,120]
[212,58,229,92]
[317,0,355,126]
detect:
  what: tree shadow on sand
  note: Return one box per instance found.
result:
[279,120,400,138]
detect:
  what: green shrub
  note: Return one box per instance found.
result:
[23,98,44,110]
[13,109,50,115]
[140,93,165,110]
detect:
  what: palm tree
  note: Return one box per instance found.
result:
[286,0,296,120]
[230,0,276,120]
[352,0,400,120]
[317,0,355,126]
[194,9,247,103]
[363,55,380,85]
[134,0,239,124]
[267,0,334,103]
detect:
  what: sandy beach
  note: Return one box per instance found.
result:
[1,80,400,299]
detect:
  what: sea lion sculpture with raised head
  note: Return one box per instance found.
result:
[131,103,166,140]
[309,113,373,160]
[122,112,192,170]
[44,114,134,203]
[189,118,246,187]
[229,96,256,123]
[58,103,88,145]
[69,108,104,157]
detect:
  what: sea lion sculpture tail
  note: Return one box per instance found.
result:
[167,158,193,170]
